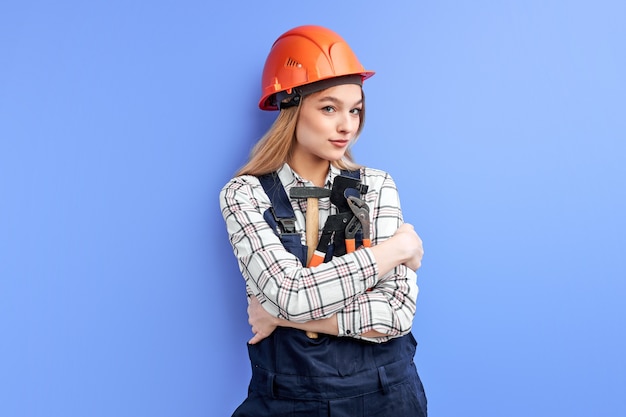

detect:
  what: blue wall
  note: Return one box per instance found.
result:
[2,1,625,416]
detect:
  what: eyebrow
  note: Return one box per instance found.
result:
[316,96,363,107]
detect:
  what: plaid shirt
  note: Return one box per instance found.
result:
[219,163,419,342]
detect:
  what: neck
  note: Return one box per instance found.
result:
[288,155,330,187]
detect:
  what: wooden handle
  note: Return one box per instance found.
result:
[305,197,319,339]
[305,197,319,266]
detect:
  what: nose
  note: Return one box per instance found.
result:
[337,111,359,135]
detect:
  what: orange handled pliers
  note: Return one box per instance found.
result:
[345,196,371,253]
[307,212,353,267]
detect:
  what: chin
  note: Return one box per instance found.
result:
[325,152,348,162]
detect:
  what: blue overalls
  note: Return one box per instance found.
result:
[232,172,427,417]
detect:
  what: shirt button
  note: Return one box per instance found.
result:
[346,329,351,334]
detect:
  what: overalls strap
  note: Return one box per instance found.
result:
[340,169,360,179]
[258,173,307,266]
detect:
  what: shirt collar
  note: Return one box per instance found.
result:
[278,163,341,189]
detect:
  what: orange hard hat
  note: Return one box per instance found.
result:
[259,25,375,110]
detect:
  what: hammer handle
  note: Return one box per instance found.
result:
[305,197,319,339]
[305,197,318,266]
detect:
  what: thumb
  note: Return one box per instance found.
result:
[248,333,262,345]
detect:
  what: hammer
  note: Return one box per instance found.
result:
[289,186,331,339]
[289,186,332,266]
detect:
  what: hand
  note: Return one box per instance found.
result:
[247,295,279,344]
[393,223,424,271]
[369,223,424,277]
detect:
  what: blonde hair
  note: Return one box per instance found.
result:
[236,92,367,177]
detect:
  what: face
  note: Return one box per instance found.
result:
[292,83,363,166]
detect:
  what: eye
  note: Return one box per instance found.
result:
[321,105,336,113]
[350,107,363,115]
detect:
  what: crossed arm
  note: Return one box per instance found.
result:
[247,225,422,343]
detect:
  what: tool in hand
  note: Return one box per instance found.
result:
[289,186,332,339]
[345,196,371,253]
[346,196,373,292]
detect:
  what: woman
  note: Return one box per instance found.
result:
[220,25,427,416]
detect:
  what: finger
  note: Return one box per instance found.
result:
[249,332,265,345]
[248,331,259,344]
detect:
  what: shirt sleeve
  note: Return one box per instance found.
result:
[219,176,380,323]
[336,170,420,342]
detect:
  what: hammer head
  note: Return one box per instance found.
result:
[290,186,332,199]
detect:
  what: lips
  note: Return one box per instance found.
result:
[330,139,350,147]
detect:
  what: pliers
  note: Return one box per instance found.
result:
[307,212,353,267]
[307,197,370,266]
[345,196,371,253]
